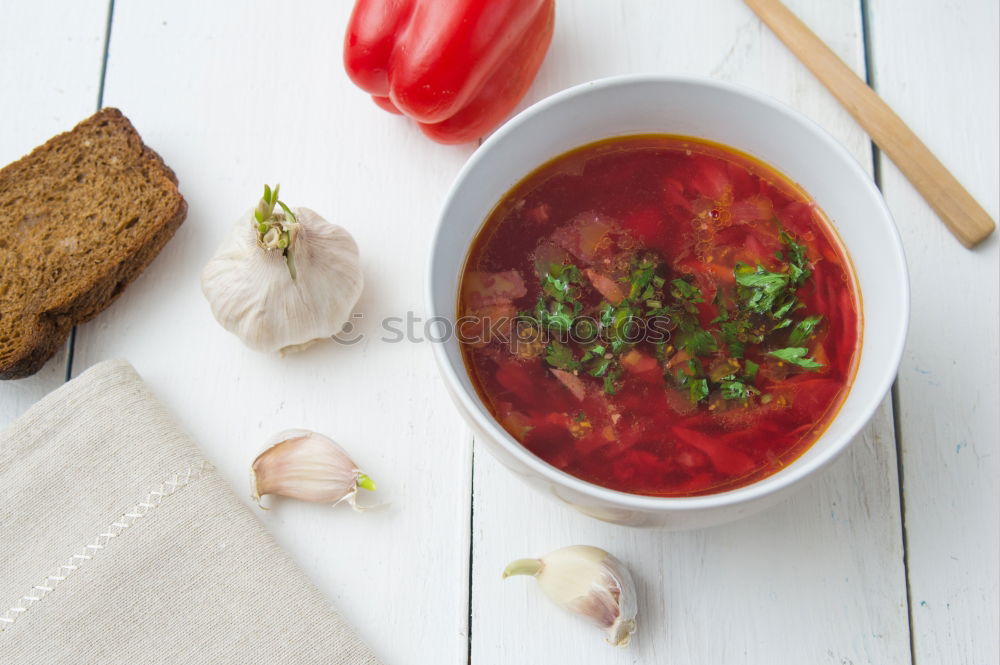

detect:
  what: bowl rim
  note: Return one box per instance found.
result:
[427,73,909,512]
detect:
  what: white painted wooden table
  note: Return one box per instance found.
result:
[2,2,996,663]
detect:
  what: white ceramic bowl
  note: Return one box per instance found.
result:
[427,75,908,528]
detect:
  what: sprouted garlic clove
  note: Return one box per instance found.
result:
[250,429,375,510]
[503,545,637,647]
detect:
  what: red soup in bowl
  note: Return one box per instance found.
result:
[458,135,861,497]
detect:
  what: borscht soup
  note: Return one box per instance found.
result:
[457,135,861,497]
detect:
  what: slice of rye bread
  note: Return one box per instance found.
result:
[0,108,187,379]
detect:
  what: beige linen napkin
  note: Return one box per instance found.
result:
[0,359,380,664]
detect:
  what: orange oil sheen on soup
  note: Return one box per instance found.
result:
[458,135,861,496]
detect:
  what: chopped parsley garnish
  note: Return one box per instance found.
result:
[710,299,730,324]
[719,319,751,358]
[541,263,583,301]
[588,355,615,377]
[663,276,720,359]
[545,341,580,371]
[579,344,605,363]
[534,263,585,334]
[535,299,575,333]
[602,367,624,395]
[720,378,760,401]
[574,255,672,393]
[678,328,718,357]
[734,263,791,315]
[780,230,812,287]
[688,377,710,403]
[788,314,822,345]
[672,357,710,404]
[628,257,659,299]
[767,346,823,369]
[670,278,704,305]
[533,222,824,402]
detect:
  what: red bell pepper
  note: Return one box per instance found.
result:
[343,0,555,144]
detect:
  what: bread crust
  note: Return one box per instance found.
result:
[0,108,187,379]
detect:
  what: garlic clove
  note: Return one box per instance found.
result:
[503,545,637,646]
[250,429,375,510]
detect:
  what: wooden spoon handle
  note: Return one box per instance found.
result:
[744,0,995,248]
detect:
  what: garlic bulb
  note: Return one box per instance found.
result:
[250,429,376,509]
[503,545,637,646]
[201,185,364,354]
